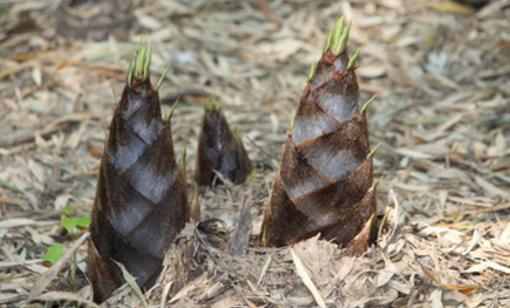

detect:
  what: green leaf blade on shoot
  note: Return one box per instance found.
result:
[337,21,352,55]
[43,244,65,265]
[331,16,345,54]
[129,42,152,85]
[360,94,377,114]
[127,60,134,86]
[370,175,384,191]
[323,28,335,53]
[156,65,171,91]
[368,141,382,159]
[135,44,145,80]
[167,97,181,120]
[347,48,361,70]
[143,44,152,81]
[308,63,317,81]
[289,110,297,130]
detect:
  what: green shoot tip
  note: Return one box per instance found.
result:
[368,141,382,159]
[289,110,297,129]
[347,48,361,70]
[323,16,353,55]
[332,16,345,50]
[156,65,171,91]
[323,27,334,53]
[333,20,351,55]
[181,144,187,166]
[127,60,134,86]
[205,97,219,110]
[308,63,317,80]
[111,85,118,100]
[129,42,152,85]
[370,175,384,191]
[360,94,377,113]
[232,125,243,141]
[168,98,181,119]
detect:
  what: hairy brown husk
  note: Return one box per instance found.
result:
[195,106,252,186]
[88,77,188,303]
[261,22,376,252]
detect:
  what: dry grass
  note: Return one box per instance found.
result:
[1,0,509,307]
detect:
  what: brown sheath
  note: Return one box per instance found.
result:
[88,72,188,302]
[261,18,377,253]
[195,106,252,186]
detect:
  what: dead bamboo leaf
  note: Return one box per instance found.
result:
[290,248,326,308]
[31,291,99,308]
[474,176,509,198]
[427,1,475,15]
[443,284,481,295]
[113,260,148,308]
[169,273,207,304]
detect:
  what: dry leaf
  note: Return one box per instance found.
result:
[427,1,475,15]
[290,248,326,308]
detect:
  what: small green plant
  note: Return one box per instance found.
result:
[42,205,91,265]
[42,243,64,265]
[61,205,91,234]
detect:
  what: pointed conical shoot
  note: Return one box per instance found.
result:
[261,16,377,249]
[195,101,252,186]
[323,16,353,56]
[88,44,188,303]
